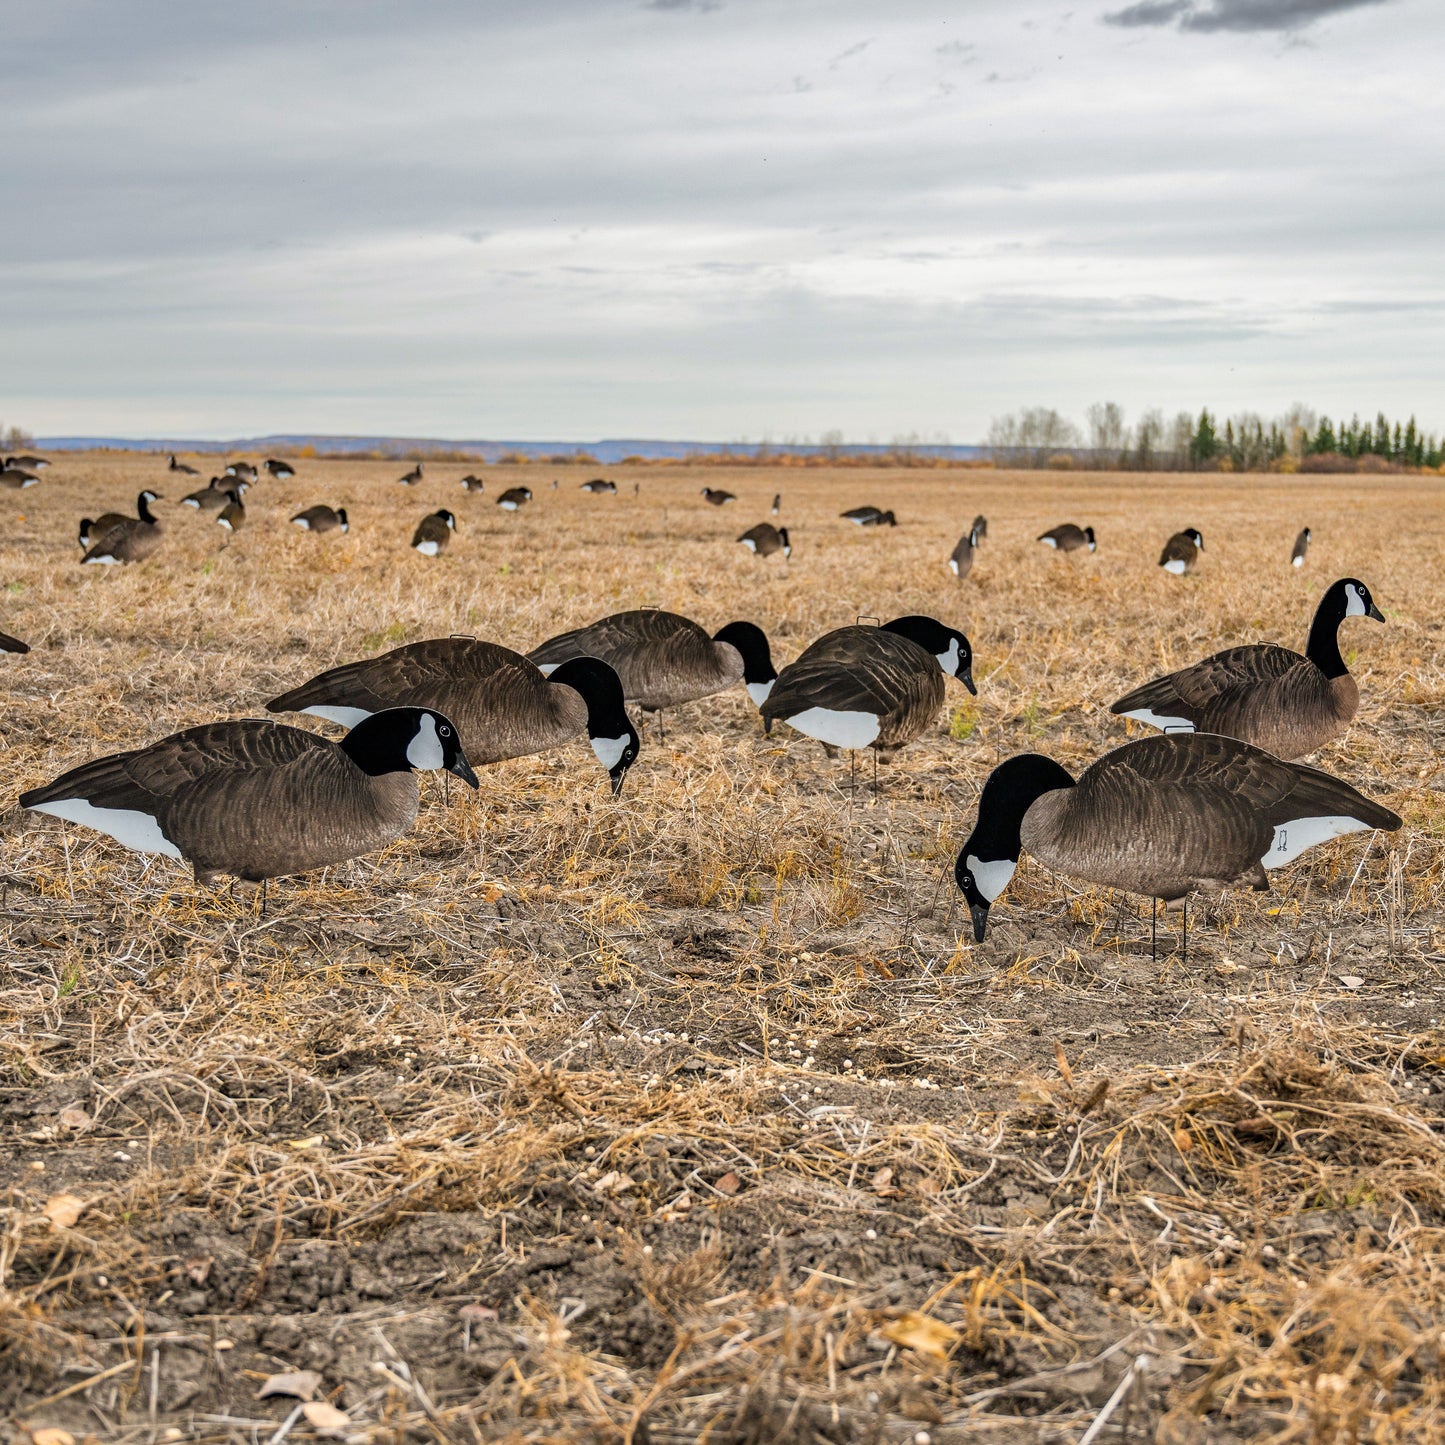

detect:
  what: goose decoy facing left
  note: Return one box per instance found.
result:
[268,644,640,793]
[762,615,974,760]
[0,466,41,490]
[970,515,987,543]
[225,461,258,484]
[168,454,199,476]
[460,475,486,493]
[582,478,617,494]
[398,461,425,486]
[1160,527,1203,574]
[738,523,791,559]
[20,708,479,885]
[1,630,29,654]
[291,505,349,533]
[412,510,456,555]
[842,506,895,526]
[1110,578,1384,759]
[701,487,736,506]
[216,490,246,531]
[82,492,164,564]
[265,458,295,479]
[949,519,983,580]
[182,477,248,512]
[1291,528,1311,567]
[1038,524,1094,553]
[955,733,1400,949]
[7,454,49,470]
[80,491,162,548]
[496,486,532,510]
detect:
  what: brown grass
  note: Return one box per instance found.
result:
[1,456,1443,1443]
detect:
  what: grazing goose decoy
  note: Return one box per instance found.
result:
[1037,523,1094,553]
[971,515,987,543]
[265,458,295,479]
[268,644,640,793]
[954,733,1400,949]
[1109,578,1384,758]
[7,454,49,470]
[842,506,896,526]
[20,708,478,885]
[529,610,776,719]
[81,492,163,564]
[496,486,532,510]
[949,520,983,580]
[1,630,29,654]
[168,454,199,476]
[738,523,791,559]
[701,487,736,506]
[181,477,248,512]
[398,461,425,486]
[79,490,162,548]
[582,478,617,494]
[291,505,348,533]
[411,509,456,556]
[216,490,246,531]
[1291,527,1311,567]
[761,615,975,760]
[225,461,258,484]
[0,466,41,489]
[1159,527,1204,574]
[460,475,486,493]
[771,493,781,516]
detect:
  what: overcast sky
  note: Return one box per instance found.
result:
[3,0,1439,443]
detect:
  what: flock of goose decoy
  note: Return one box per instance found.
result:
[3,454,1403,957]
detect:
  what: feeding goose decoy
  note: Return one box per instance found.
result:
[529,610,776,724]
[225,461,258,484]
[411,510,456,556]
[291,505,348,534]
[1159,527,1204,574]
[1291,527,1311,567]
[7,454,49,470]
[701,487,736,506]
[971,515,987,543]
[771,494,781,516]
[842,506,896,526]
[181,477,248,512]
[268,644,640,794]
[168,454,199,476]
[398,461,425,486]
[1,630,29,654]
[0,466,41,489]
[761,615,975,761]
[949,520,984,580]
[20,708,478,886]
[265,458,295,479]
[460,475,486,493]
[1037,524,1095,553]
[582,478,617,494]
[79,490,162,548]
[496,486,532,510]
[81,492,163,564]
[1109,578,1384,758]
[738,523,790,559]
[216,490,246,531]
[955,732,1400,951]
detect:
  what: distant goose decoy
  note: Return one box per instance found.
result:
[265,458,295,479]
[82,492,163,564]
[460,475,486,493]
[955,733,1400,951]
[268,644,640,793]
[216,490,246,531]
[496,486,532,510]
[842,506,895,526]
[168,454,199,476]
[762,615,975,761]
[1291,527,1311,567]
[182,478,248,512]
[0,466,41,489]
[701,487,736,506]
[79,490,162,548]
[7,454,49,470]
[949,519,984,580]
[292,505,349,534]
[412,509,456,556]
[971,515,987,543]
[582,478,617,494]
[1,630,29,654]
[398,462,425,486]
[1159,527,1204,574]
[738,523,791,559]
[1109,578,1384,758]
[529,611,776,724]
[20,708,478,886]
[771,494,781,517]
[225,461,258,484]
[1038,524,1095,553]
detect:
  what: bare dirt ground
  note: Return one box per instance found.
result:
[2,456,1443,1444]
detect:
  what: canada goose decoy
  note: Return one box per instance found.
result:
[1291,527,1311,567]
[761,615,975,763]
[842,506,896,526]
[949,520,983,580]
[582,478,617,494]
[81,492,164,564]
[0,467,40,490]
[225,461,258,484]
[216,490,246,531]
[168,454,199,476]
[79,490,162,548]
[496,486,532,510]
[738,523,790,559]
[412,510,456,556]
[771,494,781,517]
[1037,524,1094,553]
[181,478,248,512]
[701,487,736,506]
[291,505,348,534]
[1109,578,1384,758]
[398,462,425,486]
[20,708,479,886]
[529,611,776,726]
[460,475,486,493]
[1159,528,1204,574]
[1,630,29,654]
[268,644,640,794]
[971,515,987,543]
[265,458,295,479]
[7,454,49,470]
[954,733,1400,954]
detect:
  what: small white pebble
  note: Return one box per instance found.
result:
[865,1228,877,1240]
[114,1151,131,1162]
[843,1058,854,1069]
[584,1145,596,1157]
[915,1433,932,1445]
[642,1244,653,1255]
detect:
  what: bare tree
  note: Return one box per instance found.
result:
[1168,411,1195,469]
[1085,402,1128,468]
[1131,408,1165,470]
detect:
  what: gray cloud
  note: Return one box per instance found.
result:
[643,0,721,11]
[1104,0,1389,31]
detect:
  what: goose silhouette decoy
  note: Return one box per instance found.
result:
[398,461,425,486]
[762,615,975,760]
[1291,527,1311,567]
[701,487,736,506]
[412,510,456,555]
[225,461,258,484]
[949,520,983,580]
[529,610,776,718]
[291,505,348,533]
[1038,524,1094,553]
[79,490,162,548]
[268,645,640,793]
[1,630,29,654]
[1160,527,1204,574]
[582,478,617,494]
[265,458,295,479]
[955,733,1400,945]
[20,709,479,885]
[496,486,532,510]
[738,523,790,559]
[0,466,41,490]
[82,492,163,564]
[168,454,199,476]
[216,490,246,531]
[459,475,486,493]
[1110,578,1384,758]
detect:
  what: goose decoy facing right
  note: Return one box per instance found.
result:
[1037,524,1094,553]
[0,466,41,489]
[20,708,478,885]
[398,461,425,486]
[82,492,164,564]
[1291,527,1311,567]
[267,644,640,793]
[460,475,486,493]
[738,523,790,558]
[582,478,617,493]
[80,491,162,548]
[949,520,983,580]
[216,490,246,531]
[168,454,199,475]
[701,487,736,506]
[496,486,532,510]
[7,454,49,470]
[412,510,456,555]
[970,515,987,543]
[1109,578,1384,758]
[291,505,348,533]
[265,458,295,479]
[182,477,248,512]
[1160,527,1204,574]
[225,461,258,484]
[955,733,1400,950]
[1,630,29,654]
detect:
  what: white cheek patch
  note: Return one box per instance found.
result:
[966,855,1016,902]
[304,704,373,728]
[1121,707,1196,733]
[406,715,445,770]
[1266,815,1370,868]
[31,799,182,859]
[591,735,629,771]
[783,707,881,750]
[1163,559,1187,575]
[1345,585,1366,617]
[746,680,774,707]
[936,639,961,676]
[415,540,440,556]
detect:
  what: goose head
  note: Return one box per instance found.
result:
[1328,577,1384,623]
[1084,526,1097,551]
[882,615,976,694]
[714,620,777,706]
[341,707,479,788]
[548,656,640,795]
[1184,527,1203,550]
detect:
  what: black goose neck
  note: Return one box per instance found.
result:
[714,621,776,684]
[548,657,631,735]
[969,755,1076,861]
[338,714,414,777]
[136,493,158,524]
[1306,588,1348,679]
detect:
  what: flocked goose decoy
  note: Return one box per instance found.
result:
[225,461,258,484]
[1291,528,1311,567]
[1159,527,1204,574]
[7,454,49,470]
[738,523,790,559]
[268,644,640,793]
[496,486,532,510]
[82,492,163,564]
[181,478,248,512]
[216,490,246,531]
[265,458,295,479]
[949,519,984,580]
[582,478,617,494]
[20,708,478,885]
[411,510,456,555]
[1038,524,1094,553]
[398,461,425,485]
[1109,578,1384,759]
[459,475,486,493]
[842,506,895,526]
[168,454,199,475]
[291,505,348,534]
[79,490,162,548]
[701,487,736,506]
[0,466,41,489]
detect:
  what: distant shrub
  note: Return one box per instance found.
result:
[498,452,530,465]
[1046,453,1074,470]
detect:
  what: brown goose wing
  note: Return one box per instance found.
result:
[529,610,724,707]
[1159,533,1194,566]
[949,534,974,577]
[1112,645,1306,724]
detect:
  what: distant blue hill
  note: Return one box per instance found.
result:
[37,434,987,464]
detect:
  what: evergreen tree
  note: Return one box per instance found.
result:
[1190,409,1219,467]
[1375,412,1390,456]
[1405,416,1420,466]
[1312,417,1336,454]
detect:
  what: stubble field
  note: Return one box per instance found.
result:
[2,455,1444,1444]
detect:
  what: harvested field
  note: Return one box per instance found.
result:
[2,455,1444,1443]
